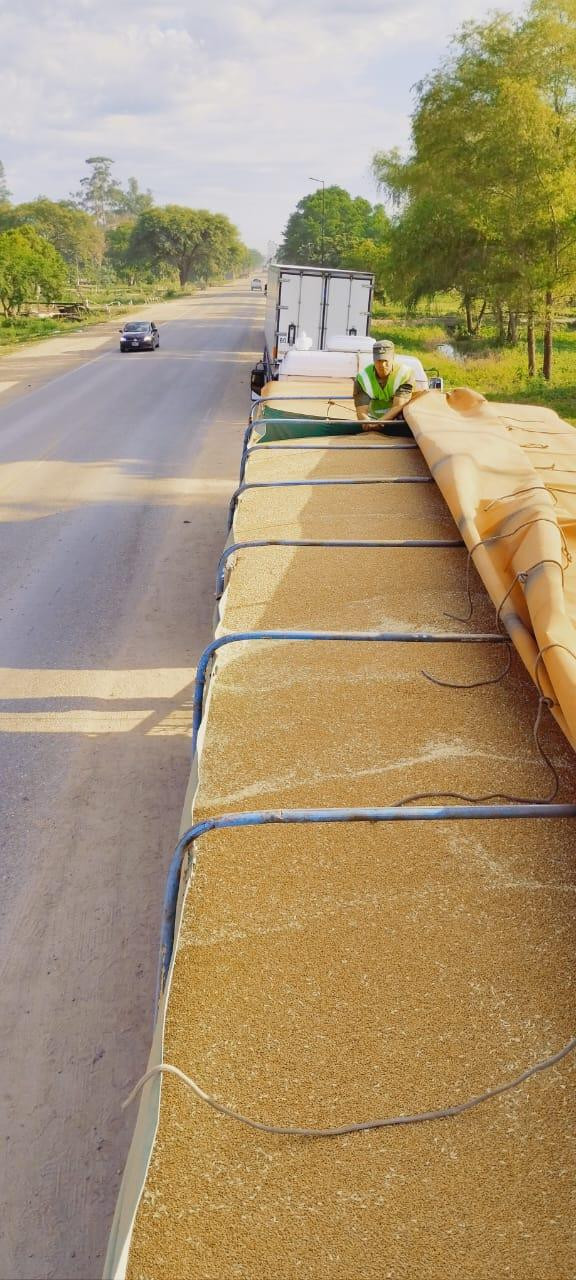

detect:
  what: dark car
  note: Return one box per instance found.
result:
[119,321,159,352]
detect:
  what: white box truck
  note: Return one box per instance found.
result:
[253,264,374,391]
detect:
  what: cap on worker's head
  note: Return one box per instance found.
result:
[373,339,395,360]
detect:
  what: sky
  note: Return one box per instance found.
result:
[0,0,527,254]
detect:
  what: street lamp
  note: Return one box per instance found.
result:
[308,177,326,267]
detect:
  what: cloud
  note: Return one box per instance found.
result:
[0,0,527,248]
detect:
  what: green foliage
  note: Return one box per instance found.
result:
[71,157,124,227]
[129,206,246,287]
[0,198,104,273]
[346,238,391,300]
[0,227,68,317]
[71,158,154,229]
[0,315,65,346]
[278,186,390,268]
[372,0,576,378]
[117,177,154,219]
[103,221,156,285]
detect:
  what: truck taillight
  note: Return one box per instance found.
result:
[272,345,278,359]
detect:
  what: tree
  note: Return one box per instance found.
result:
[71,159,154,229]
[71,157,125,228]
[0,199,104,276]
[372,1,576,377]
[129,206,246,287]
[187,212,245,281]
[0,227,68,317]
[115,177,154,220]
[346,239,391,301]
[278,187,388,267]
[104,222,140,283]
[0,161,10,208]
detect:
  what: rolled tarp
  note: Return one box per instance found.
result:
[405,389,576,749]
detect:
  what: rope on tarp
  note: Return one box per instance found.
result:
[123,1036,576,1138]
[446,518,571,624]
[534,642,576,700]
[495,560,565,634]
[484,485,558,511]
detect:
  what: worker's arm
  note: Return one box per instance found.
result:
[353,382,373,422]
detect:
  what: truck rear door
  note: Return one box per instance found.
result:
[296,273,324,349]
[322,274,355,345]
[275,272,299,359]
[347,276,373,338]
[276,272,324,356]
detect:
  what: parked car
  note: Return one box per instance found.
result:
[119,321,159,351]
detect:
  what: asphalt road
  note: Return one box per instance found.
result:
[0,284,264,1280]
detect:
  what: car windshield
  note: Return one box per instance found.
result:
[124,323,149,333]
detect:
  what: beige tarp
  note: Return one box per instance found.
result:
[405,390,576,748]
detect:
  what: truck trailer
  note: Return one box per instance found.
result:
[258,263,374,382]
[104,337,576,1280]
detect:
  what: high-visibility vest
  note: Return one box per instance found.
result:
[356,361,414,417]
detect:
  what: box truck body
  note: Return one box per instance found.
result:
[263,264,374,372]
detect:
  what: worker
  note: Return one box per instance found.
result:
[354,339,416,430]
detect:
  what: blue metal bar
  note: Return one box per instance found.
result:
[239,440,418,482]
[249,442,418,453]
[157,802,576,998]
[239,423,256,484]
[250,415,360,426]
[228,476,433,531]
[156,839,188,1014]
[192,629,510,757]
[216,537,466,599]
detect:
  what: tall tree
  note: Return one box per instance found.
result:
[278,187,388,267]
[71,157,125,228]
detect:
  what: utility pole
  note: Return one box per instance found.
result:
[308,177,326,266]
